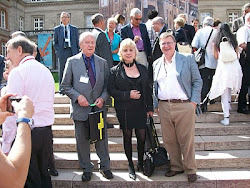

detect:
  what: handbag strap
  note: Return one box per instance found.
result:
[204,29,213,49]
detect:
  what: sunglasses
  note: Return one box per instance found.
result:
[134,18,142,21]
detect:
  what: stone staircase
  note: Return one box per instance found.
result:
[52,94,250,187]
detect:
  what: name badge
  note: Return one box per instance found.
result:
[80,75,89,84]
[65,38,70,42]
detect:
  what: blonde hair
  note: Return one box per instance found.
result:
[118,38,138,62]
[174,17,185,27]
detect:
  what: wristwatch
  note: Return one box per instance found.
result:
[16,118,34,129]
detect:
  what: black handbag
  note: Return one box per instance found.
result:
[194,29,213,67]
[145,116,159,152]
[86,106,105,144]
[145,116,168,167]
[151,146,168,167]
[143,152,155,177]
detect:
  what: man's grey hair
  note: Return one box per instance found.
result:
[152,17,165,25]
[203,16,214,27]
[7,36,35,55]
[91,13,104,26]
[130,8,142,17]
[11,31,27,38]
[243,3,250,13]
[159,32,176,43]
[79,32,96,44]
[60,12,70,18]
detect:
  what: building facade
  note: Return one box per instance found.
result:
[0,0,99,57]
[100,0,198,29]
[198,0,249,27]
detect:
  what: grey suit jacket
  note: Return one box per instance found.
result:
[92,27,113,68]
[53,24,79,59]
[153,52,202,108]
[61,52,110,121]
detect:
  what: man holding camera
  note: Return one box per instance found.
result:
[5,36,55,188]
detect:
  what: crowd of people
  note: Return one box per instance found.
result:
[0,2,249,187]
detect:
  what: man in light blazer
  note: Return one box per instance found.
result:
[153,32,202,183]
[61,32,113,182]
[121,8,152,68]
[54,12,79,91]
[91,13,113,68]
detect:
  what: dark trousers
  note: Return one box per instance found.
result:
[238,78,250,110]
[58,48,72,90]
[48,133,56,170]
[238,54,250,110]
[24,126,52,188]
[199,67,215,104]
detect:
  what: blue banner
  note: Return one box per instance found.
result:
[38,34,52,68]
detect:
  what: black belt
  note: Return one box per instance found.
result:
[160,99,190,103]
[32,125,52,131]
[64,47,71,49]
[138,50,144,52]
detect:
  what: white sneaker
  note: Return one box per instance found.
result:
[220,118,230,126]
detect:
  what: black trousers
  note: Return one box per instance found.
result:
[199,67,215,104]
[48,132,56,170]
[24,126,52,188]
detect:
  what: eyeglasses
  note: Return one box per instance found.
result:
[160,42,175,46]
[134,18,142,21]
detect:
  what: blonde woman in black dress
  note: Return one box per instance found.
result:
[108,38,154,180]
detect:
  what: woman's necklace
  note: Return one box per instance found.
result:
[123,61,135,68]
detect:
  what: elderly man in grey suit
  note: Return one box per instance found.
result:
[54,12,79,91]
[61,32,113,181]
[91,13,113,68]
[153,32,202,183]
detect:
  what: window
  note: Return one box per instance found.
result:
[20,17,24,31]
[1,42,6,57]
[34,17,44,30]
[1,10,6,29]
[228,12,239,23]
[85,15,93,28]
[200,12,212,25]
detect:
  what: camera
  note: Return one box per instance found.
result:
[7,96,22,112]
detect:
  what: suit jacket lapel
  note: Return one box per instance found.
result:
[93,55,100,89]
[128,25,135,39]
[175,52,184,76]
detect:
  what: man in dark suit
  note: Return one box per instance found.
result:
[61,32,113,182]
[53,12,79,90]
[0,55,5,84]
[91,13,113,68]
[178,14,195,45]
[121,8,152,68]
[233,3,250,33]
[152,17,167,62]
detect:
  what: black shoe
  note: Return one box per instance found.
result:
[81,172,92,182]
[128,163,136,180]
[237,108,250,114]
[100,170,113,179]
[48,168,59,176]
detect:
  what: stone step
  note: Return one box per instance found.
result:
[52,122,250,138]
[53,102,239,114]
[52,135,250,152]
[53,150,250,169]
[52,168,250,188]
[54,112,250,125]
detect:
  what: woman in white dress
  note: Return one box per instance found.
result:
[209,23,243,125]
